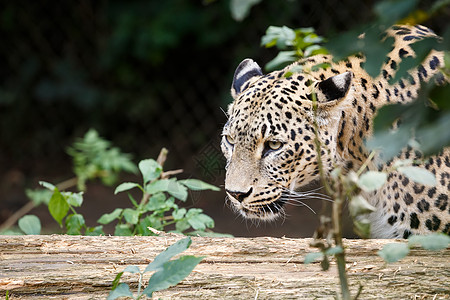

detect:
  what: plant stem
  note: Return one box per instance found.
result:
[0,177,79,232]
[332,193,351,300]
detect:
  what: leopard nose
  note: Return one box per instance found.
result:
[226,187,253,203]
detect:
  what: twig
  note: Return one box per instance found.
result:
[0,177,79,232]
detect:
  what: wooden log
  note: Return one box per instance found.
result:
[0,235,448,299]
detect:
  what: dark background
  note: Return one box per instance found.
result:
[0,0,446,237]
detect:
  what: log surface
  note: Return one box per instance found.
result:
[0,235,449,299]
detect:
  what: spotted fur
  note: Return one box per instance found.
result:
[221,25,450,238]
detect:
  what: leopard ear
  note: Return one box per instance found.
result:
[231,59,263,98]
[317,71,353,102]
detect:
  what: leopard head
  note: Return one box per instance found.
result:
[221,58,354,220]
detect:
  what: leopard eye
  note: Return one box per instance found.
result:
[224,135,235,146]
[267,140,282,150]
[262,140,283,158]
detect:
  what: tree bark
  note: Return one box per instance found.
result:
[0,235,448,299]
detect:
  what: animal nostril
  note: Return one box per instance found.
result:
[226,187,253,203]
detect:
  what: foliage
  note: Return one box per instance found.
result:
[67,129,138,191]
[108,237,204,300]
[10,130,222,237]
[378,233,450,263]
[230,0,262,21]
[99,158,221,236]
[261,26,328,71]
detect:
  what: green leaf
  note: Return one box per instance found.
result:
[265,51,297,71]
[172,208,187,220]
[178,179,220,191]
[123,265,141,274]
[145,193,168,211]
[97,208,123,225]
[349,195,376,217]
[146,179,188,201]
[114,182,141,194]
[107,282,133,300]
[187,213,215,231]
[304,252,323,264]
[397,166,437,186]
[378,243,410,263]
[167,180,188,201]
[48,188,70,226]
[357,171,387,192]
[139,159,162,184]
[18,215,41,235]
[175,219,191,233]
[63,191,84,207]
[85,225,104,236]
[408,233,450,250]
[25,189,53,205]
[114,224,132,236]
[39,181,56,191]
[374,0,419,23]
[325,246,343,256]
[186,231,234,238]
[143,255,204,297]
[65,214,85,235]
[230,0,262,21]
[144,237,192,273]
[123,208,139,225]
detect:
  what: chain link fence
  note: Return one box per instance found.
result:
[0,0,445,236]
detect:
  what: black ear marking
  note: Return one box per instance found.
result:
[318,71,353,101]
[231,59,263,97]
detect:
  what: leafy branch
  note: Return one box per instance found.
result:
[108,237,204,300]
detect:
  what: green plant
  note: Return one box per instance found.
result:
[378,233,450,263]
[261,26,328,71]
[1,130,223,237]
[67,129,138,191]
[108,237,204,300]
[98,148,222,236]
[0,129,136,234]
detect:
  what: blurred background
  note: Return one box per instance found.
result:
[0,0,447,237]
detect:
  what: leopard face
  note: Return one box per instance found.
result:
[222,59,354,220]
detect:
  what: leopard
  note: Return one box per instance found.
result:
[221,24,450,239]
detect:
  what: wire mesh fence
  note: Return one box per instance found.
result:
[0,0,446,236]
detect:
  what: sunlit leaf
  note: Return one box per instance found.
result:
[349,195,376,217]
[265,51,297,71]
[97,208,123,225]
[230,0,262,21]
[178,179,220,191]
[144,237,192,273]
[408,233,450,250]
[114,182,141,194]
[123,208,139,225]
[48,188,69,226]
[18,215,41,235]
[378,243,410,263]
[25,189,52,205]
[107,282,133,300]
[65,214,85,235]
[397,166,436,186]
[304,252,323,264]
[357,171,387,192]
[139,159,162,185]
[114,224,132,236]
[143,255,204,297]
[123,265,141,274]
